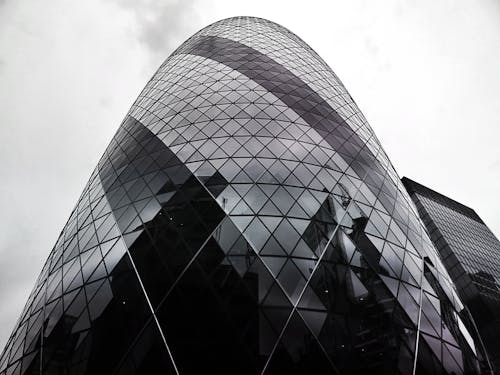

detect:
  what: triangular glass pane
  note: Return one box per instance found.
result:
[292,240,317,260]
[260,237,287,257]
[230,215,253,234]
[260,256,287,278]
[277,260,307,304]
[260,216,282,233]
[263,281,292,307]
[230,199,253,215]
[259,200,282,216]
[243,218,271,252]
[298,309,327,338]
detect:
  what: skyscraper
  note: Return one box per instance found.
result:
[403,177,500,373]
[0,17,489,374]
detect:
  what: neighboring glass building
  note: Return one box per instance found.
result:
[0,17,491,375]
[403,177,500,373]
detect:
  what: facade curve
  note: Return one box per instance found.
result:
[0,17,488,375]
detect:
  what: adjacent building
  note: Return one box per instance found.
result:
[0,17,492,374]
[403,177,500,373]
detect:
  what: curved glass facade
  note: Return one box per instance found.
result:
[0,17,488,375]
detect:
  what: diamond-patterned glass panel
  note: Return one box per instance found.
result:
[0,16,487,375]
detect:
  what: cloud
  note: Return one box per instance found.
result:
[489,160,500,170]
[107,0,209,57]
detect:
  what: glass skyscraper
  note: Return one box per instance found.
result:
[403,177,500,373]
[0,17,491,374]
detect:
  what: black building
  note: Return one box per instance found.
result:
[0,17,490,374]
[403,177,500,373]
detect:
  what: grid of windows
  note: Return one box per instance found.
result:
[403,177,500,373]
[0,17,488,375]
[417,195,500,281]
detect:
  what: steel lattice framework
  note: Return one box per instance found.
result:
[0,17,488,375]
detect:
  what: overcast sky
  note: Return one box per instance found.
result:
[1,0,500,350]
